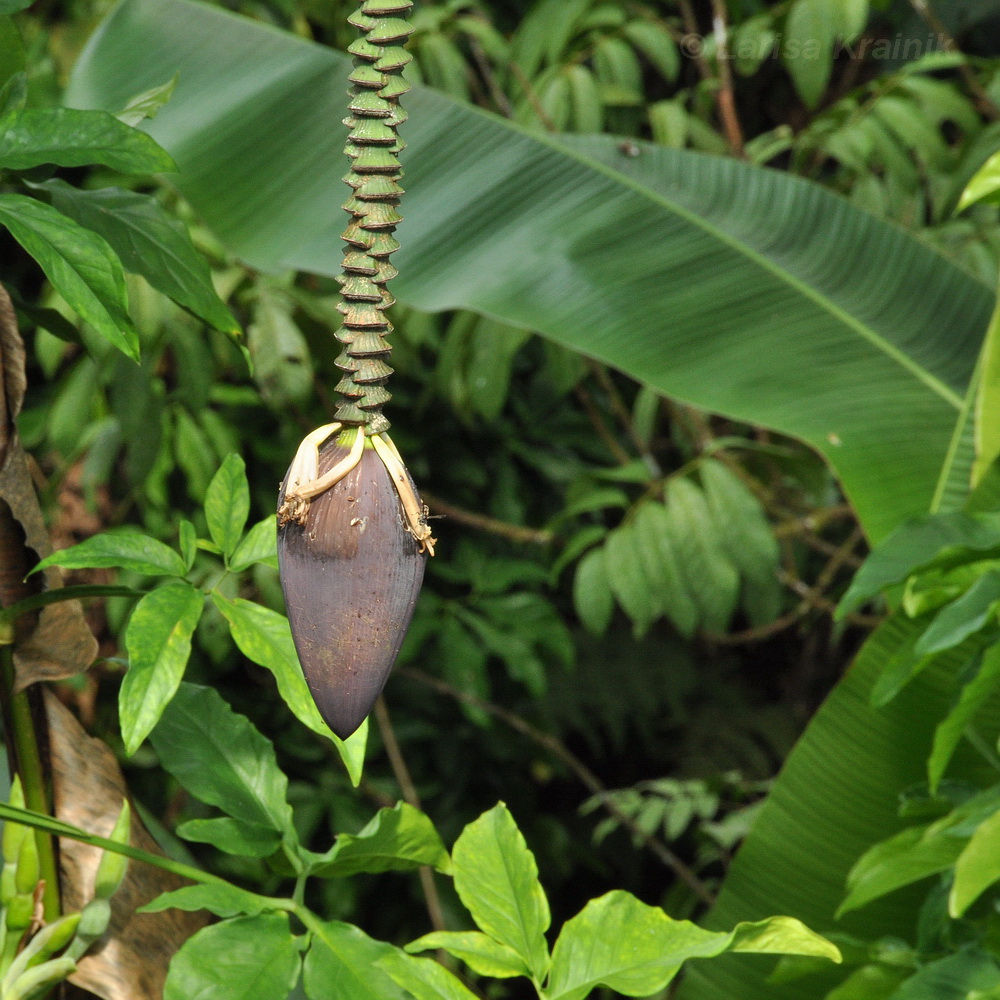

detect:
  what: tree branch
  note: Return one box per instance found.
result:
[397,669,715,905]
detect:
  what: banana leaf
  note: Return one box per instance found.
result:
[677,611,1000,999]
[64,0,992,543]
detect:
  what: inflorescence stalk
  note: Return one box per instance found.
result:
[333,0,415,435]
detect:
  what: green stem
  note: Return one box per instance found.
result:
[0,585,142,632]
[0,800,231,890]
[0,649,58,921]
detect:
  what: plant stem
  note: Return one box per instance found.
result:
[709,0,745,157]
[333,2,415,434]
[374,697,446,933]
[0,649,58,921]
[397,668,715,905]
[420,491,552,546]
[906,0,999,120]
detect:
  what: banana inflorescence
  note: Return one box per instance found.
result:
[277,0,436,740]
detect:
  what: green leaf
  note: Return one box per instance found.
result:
[699,460,779,578]
[405,931,529,979]
[676,610,983,1000]
[649,100,686,148]
[0,2,32,16]
[0,193,139,359]
[666,477,740,634]
[573,545,613,635]
[950,808,1000,916]
[115,74,177,127]
[35,529,186,577]
[958,150,1000,213]
[178,519,197,572]
[0,106,175,172]
[565,65,602,134]
[0,71,27,117]
[230,515,278,572]
[834,0,869,42]
[546,891,839,1000]
[634,501,699,637]
[929,644,1000,791]
[838,513,1000,618]
[248,286,312,406]
[593,36,643,106]
[140,882,271,918]
[976,294,1000,489]
[823,964,910,1000]
[0,20,24,91]
[210,594,367,785]
[121,581,203,754]
[303,921,409,1000]
[867,613,935,708]
[887,951,1000,999]
[914,569,1000,655]
[205,453,250,560]
[311,802,451,878]
[622,20,679,82]
[149,682,294,837]
[837,824,964,917]
[451,803,550,980]
[376,949,480,1000]
[67,0,994,543]
[164,913,301,1000]
[38,179,239,334]
[604,521,660,637]
[175,816,282,858]
[784,0,836,108]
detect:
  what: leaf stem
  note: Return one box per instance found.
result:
[0,584,142,629]
[0,649,59,920]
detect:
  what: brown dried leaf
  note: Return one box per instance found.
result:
[47,693,208,1000]
[0,285,97,688]
[0,282,27,427]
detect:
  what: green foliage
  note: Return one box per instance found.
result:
[0,779,130,996]
[0,96,235,361]
[9,1,1000,998]
[405,806,838,1000]
[163,913,302,1000]
[66,0,993,541]
[121,581,203,752]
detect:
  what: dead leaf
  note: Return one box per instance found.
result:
[0,282,27,429]
[47,692,208,1000]
[0,285,97,688]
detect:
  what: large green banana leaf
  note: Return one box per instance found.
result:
[64,0,993,543]
[677,614,998,1000]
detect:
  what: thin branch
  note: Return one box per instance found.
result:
[508,61,556,131]
[420,490,552,546]
[705,606,807,646]
[398,668,715,906]
[587,361,662,475]
[467,34,514,117]
[709,0,746,157]
[676,0,713,84]
[575,383,633,465]
[907,0,999,120]
[374,697,446,933]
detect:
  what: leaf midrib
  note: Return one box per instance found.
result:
[70,0,976,410]
[425,94,970,410]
